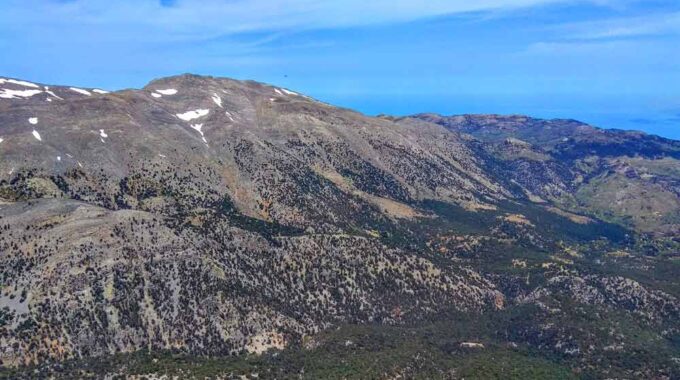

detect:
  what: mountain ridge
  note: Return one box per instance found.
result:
[1,74,679,378]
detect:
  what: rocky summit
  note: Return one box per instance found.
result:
[0,74,679,379]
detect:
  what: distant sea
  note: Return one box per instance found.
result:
[323,93,680,140]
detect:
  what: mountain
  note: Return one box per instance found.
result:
[0,74,678,379]
[405,113,680,236]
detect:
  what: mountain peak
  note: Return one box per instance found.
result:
[144,73,235,89]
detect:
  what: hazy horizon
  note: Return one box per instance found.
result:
[2,0,678,139]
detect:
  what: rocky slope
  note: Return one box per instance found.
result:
[0,75,678,378]
[407,113,680,235]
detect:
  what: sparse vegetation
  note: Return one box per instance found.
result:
[0,75,678,378]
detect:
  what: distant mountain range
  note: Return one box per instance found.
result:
[1,74,678,379]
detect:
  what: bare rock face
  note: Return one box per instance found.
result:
[0,75,507,366]
[0,75,678,375]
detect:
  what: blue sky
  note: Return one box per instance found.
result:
[1,1,679,139]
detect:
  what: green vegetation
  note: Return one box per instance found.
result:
[0,322,575,379]
[215,195,305,239]
[6,303,676,379]
[420,199,628,244]
[575,172,680,232]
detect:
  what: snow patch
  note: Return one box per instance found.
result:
[190,123,208,144]
[99,129,108,138]
[158,154,166,158]
[212,93,222,108]
[69,87,92,96]
[0,89,42,99]
[274,89,283,95]
[29,117,38,125]
[57,156,61,161]
[0,137,3,144]
[190,123,203,133]
[282,88,298,96]
[0,79,39,88]
[156,89,177,95]
[44,87,63,100]
[32,130,42,141]
[225,111,234,122]
[92,89,109,94]
[151,92,162,98]
[176,109,209,121]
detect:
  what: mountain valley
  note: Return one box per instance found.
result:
[0,74,678,379]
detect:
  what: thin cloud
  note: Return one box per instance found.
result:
[4,0,581,41]
[524,39,634,55]
[556,12,680,40]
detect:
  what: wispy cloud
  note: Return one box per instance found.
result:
[556,11,680,40]
[522,8,680,73]
[525,39,631,54]
[4,0,580,42]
